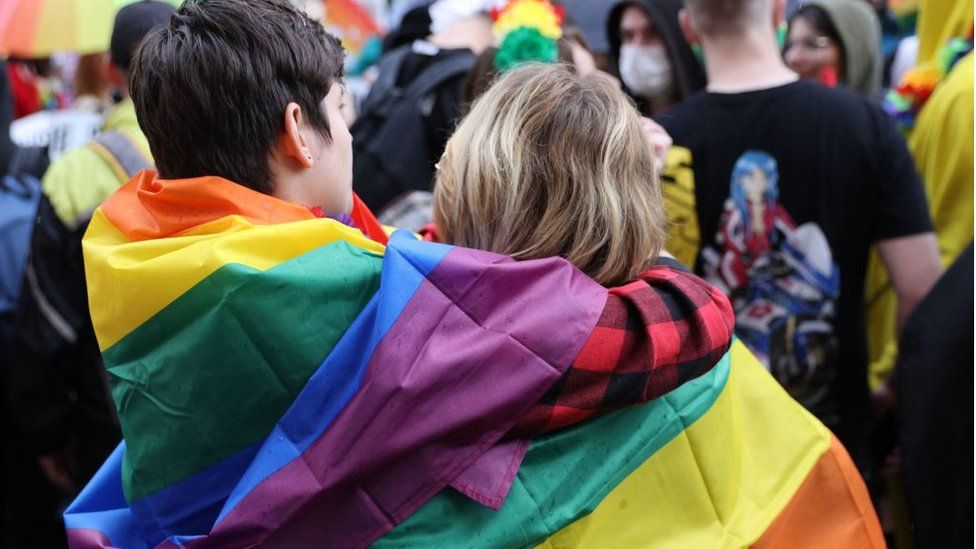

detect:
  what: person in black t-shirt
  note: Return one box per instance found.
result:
[657,0,942,481]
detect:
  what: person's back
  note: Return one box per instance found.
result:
[41,100,149,225]
[3,2,172,528]
[351,0,491,213]
[659,0,941,478]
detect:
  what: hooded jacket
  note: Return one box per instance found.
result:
[808,0,882,97]
[606,0,706,116]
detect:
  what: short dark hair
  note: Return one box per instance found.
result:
[684,0,770,37]
[130,0,344,194]
[110,0,176,71]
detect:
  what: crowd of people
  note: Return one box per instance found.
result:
[1,0,972,547]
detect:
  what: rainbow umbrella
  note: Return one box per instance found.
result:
[323,0,384,57]
[0,0,180,58]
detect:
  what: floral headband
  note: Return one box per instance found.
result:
[491,0,566,72]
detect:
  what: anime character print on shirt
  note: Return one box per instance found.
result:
[701,151,840,409]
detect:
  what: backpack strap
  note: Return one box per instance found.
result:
[89,131,153,182]
[402,50,475,103]
[361,46,475,118]
[359,46,414,115]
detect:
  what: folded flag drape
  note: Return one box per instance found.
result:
[65,171,882,548]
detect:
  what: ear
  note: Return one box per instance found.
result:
[678,9,698,46]
[282,102,314,169]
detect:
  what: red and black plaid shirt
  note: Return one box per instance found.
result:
[508,258,734,438]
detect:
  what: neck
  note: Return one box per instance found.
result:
[700,28,798,93]
[646,94,675,116]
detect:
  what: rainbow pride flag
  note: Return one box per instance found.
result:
[66,172,882,547]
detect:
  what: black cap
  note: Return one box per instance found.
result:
[110,0,177,71]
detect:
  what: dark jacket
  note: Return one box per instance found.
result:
[606,0,706,116]
[5,196,121,477]
[898,243,974,549]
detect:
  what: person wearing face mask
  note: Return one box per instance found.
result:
[607,0,706,117]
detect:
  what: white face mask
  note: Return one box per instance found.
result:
[619,43,674,100]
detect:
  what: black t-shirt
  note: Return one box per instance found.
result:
[659,80,932,451]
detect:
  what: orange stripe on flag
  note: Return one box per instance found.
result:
[100,171,316,241]
[754,435,885,548]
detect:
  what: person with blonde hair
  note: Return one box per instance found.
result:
[438,62,663,286]
[399,59,886,549]
[434,62,740,440]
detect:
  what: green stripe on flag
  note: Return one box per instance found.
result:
[103,241,382,501]
[376,352,731,548]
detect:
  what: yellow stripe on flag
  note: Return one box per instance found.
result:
[536,341,831,548]
[84,209,385,351]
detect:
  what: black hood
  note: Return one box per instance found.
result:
[606,0,706,114]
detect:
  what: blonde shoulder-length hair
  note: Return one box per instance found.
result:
[434,63,666,286]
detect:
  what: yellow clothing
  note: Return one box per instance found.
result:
[661,145,701,268]
[912,53,975,262]
[915,1,973,67]
[865,53,974,388]
[42,100,151,225]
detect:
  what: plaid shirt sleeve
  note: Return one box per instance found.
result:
[507,258,734,438]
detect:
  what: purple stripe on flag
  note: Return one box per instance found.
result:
[183,247,606,548]
[449,438,529,510]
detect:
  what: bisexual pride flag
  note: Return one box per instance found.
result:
[66,172,883,547]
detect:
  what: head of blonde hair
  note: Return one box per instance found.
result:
[434,63,665,286]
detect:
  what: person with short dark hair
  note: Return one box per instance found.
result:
[658,0,942,484]
[131,0,347,202]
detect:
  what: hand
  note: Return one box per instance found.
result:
[38,449,77,494]
[640,117,672,174]
[871,381,898,420]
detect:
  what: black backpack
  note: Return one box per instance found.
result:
[351,45,475,213]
